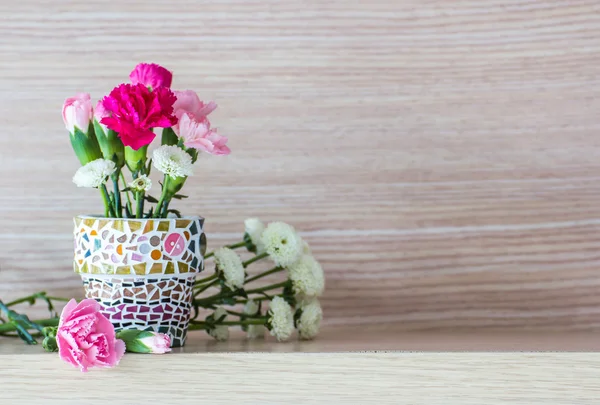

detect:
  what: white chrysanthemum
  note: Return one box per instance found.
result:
[152,145,193,179]
[287,254,325,297]
[268,296,294,342]
[244,217,266,254]
[209,307,229,341]
[296,298,323,340]
[244,299,260,315]
[129,175,152,192]
[214,247,245,290]
[72,159,116,188]
[261,222,303,267]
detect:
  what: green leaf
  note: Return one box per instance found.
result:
[145,195,159,203]
[167,209,182,218]
[172,194,188,200]
[243,233,257,253]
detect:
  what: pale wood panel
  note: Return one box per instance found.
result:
[2,346,600,404]
[1,0,600,330]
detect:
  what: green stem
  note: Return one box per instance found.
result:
[246,267,283,283]
[135,191,144,219]
[194,273,218,286]
[194,280,289,306]
[225,310,266,318]
[245,280,289,295]
[194,280,219,297]
[242,252,269,268]
[111,172,122,217]
[0,318,59,334]
[100,184,115,217]
[120,171,133,216]
[190,319,267,327]
[155,176,171,219]
[204,241,247,259]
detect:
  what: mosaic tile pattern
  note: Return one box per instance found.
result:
[73,216,207,275]
[74,216,206,347]
[82,275,195,347]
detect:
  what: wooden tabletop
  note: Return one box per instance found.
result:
[2,327,600,404]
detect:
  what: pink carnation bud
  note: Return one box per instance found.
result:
[129,63,173,89]
[56,299,125,372]
[62,93,93,134]
[139,333,171,354]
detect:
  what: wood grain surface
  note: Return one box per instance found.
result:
[1,0,600,331]
[2,349,600,404]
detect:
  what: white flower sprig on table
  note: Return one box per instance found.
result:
[190,218,325,342]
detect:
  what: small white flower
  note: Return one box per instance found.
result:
[129,175,152,192]
[152,145,194,179]
[214,247,245,290]
[72,158,116,188]
[261,222,303,267]
[267,296,294,341]
[287,254,325,298]
[296,298,323,340]
[209,307,229,341]
[244,299,260,315]
[244,217,266,254]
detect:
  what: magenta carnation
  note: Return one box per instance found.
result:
[101,83,177,150]
[129,63,173,89]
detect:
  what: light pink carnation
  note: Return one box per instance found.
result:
[175,113,230,156]
[129,63,173,89]
[173,90,217,123]
[56,299,125,372]
[62,93,93,134]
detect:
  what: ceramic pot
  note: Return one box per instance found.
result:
[73,215,206,347]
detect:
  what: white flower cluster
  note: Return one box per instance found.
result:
[261,222,304,267]
[267,296,294,342]
[152,145,193,179]
[72,159,116,188]
[296,298,323,340]
[287,254,325,298]
[208,307,229,341]
[214,247,245,290]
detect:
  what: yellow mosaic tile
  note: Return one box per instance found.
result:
[178,262,189,273]
[165,262,175,274]
[133,263,146,275]
[149,263,163,274]
[157,221,169,232]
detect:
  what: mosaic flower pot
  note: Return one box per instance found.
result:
[73,215,206,347]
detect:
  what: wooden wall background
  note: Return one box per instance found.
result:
[0,0,599,331]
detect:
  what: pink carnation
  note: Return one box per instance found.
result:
[129,63,173,89]
[173,90,217,124]
[101,83,177,150]
[175,113,230,156]
[56,299,125,372]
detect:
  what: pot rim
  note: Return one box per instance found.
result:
[75,215,204,221]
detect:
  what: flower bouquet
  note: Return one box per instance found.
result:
[0,63,325,371]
